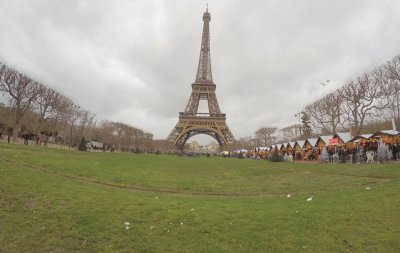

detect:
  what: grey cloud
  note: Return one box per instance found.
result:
[1,0,400,141]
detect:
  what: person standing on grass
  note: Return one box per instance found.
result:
[397,142,400,160]
[392,143,398,161]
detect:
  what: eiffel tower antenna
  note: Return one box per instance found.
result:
[166,9,235,150]
[195,4,212,83]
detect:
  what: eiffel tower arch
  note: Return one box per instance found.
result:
[167,8,235,150]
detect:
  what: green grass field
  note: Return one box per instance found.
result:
[0,142,399,252]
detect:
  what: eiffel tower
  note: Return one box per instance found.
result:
[167,8,235,149]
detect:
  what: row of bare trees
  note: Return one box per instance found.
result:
[0,62,155,151]
[304,54,400,136]
[251,54,400,147]
[95,121,155,151]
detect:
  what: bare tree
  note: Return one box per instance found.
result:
[254,127,277,146]
[45,95,74,143]
[340,72,390,135]
[63,103,82,146]
[0,64,39,139]
[142,132,154,152]
[96,120,146,151]
[300,111,312,138]
[304,90,343,134]
[279,124,299,142]
[371,67,394,116]
[0,103,13,139]
[384,55,400,124]
[151,139,171,152]
[77,109,96,139]
[34,84,68,135]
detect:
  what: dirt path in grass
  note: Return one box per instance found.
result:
[284,167,396,180]
[0,156,395,197]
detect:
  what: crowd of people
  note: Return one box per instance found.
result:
[248,140,400,163]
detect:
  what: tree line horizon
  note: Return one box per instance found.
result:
[1,54,399,151]
[0,61,154,151]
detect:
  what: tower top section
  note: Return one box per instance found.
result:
[203,6,211,22]
[195,8,213,84]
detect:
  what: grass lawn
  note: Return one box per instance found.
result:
[0,142,399,252]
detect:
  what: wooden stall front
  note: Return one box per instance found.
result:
[304,138,318,160]
[294,140,306,160]
[316,135,333,153]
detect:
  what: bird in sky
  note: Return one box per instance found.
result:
[321,80,330,86]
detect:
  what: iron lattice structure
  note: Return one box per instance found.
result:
[167,8,235,149]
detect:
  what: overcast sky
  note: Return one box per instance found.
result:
[1,0,400,143]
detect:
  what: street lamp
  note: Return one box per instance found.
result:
[295,112,302,135]
[69,103,80,148]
